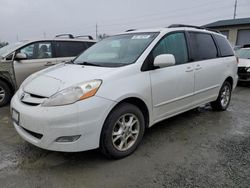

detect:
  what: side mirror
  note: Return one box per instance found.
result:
[154,54,175,68]
[15,53,27,61]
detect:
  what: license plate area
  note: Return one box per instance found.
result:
[12,108,20,125]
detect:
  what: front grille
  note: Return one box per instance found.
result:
[21,101,40,106]
[22,127,43,139]
[20,92,47,106]
[238,67,247,74]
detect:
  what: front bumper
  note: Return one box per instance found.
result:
[238,67,250,81]
[11,94,116,152]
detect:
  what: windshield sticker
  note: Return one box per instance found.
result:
[132,35,151,39]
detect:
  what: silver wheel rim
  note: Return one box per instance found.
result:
[0,86,5,103]
[220,85,230,108]
[112,113,140,151]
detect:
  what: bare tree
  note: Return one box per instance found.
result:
[0,41,8,48]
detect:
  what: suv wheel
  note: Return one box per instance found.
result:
[211,81,232,111]
[0,80,12,107]
[100,103,145,159]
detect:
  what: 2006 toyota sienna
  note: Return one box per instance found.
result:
[11,25,238,159]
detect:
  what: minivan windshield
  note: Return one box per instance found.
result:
[74,32,159,67]
[235,48,250,59]
[0,41,27,57]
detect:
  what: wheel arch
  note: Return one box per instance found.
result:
[224,76,233,88]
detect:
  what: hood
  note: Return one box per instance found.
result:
[238,58,250,67]
[23,64,117,97]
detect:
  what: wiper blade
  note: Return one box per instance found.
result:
[64,60,73,64]
[76,62,101,67]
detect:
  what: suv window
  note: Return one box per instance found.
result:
[189,32,218,61]
[152,32,188,65]
[86,42,95,48]
[55,41,88,57]
[19,42,52,59]
[213,34,234,57]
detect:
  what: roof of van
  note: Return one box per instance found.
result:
[120,27,221,35]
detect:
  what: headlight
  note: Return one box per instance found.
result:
[247,67,250,72]
[42,80,102,107]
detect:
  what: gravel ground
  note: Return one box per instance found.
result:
[0,85,250,188]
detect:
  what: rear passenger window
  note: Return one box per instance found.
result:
[152,32,188,65]
[189,32,218,61]
[55,42,87,57]
[213,35,234,57]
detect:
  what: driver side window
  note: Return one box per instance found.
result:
[152,32,188,65]
[20,44,35,59]
[19,42,52,60]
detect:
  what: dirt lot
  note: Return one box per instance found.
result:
[0,85,250,188]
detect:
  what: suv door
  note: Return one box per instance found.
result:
[14,41,56,86]
[188,32,223,105]
[148,32,195,121]
[55,41,89,63]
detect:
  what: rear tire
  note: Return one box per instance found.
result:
[0,80,12,107]
[211,81,232,111]
[100,103,145,159]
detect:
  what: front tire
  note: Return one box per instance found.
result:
[0,80,12,107]
[100,103,145,159]
[211,81,232,111]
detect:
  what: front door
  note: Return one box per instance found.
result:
[149,32,195,122]
[14,41,56,86]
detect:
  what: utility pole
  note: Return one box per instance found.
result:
[95,23,98,40]
[233,0,238,19]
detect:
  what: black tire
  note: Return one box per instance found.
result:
[0,80,12,107]
[100,103,145,159]
[211,81,232,111]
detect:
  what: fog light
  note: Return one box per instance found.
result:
[55,135,81,142]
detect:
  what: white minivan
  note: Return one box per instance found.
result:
[11,25,238,158]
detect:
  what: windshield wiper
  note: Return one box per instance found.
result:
[64,60,73,64]
[76,62,101,67]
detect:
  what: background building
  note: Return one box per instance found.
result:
[204,17,250,47]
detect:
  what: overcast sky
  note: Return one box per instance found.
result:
[0,0,250,42]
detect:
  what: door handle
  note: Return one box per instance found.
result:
[185,66,193,72]
[195,64,202,70]
[44,62,55,66]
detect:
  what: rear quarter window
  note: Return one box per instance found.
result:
[213,34,234,57]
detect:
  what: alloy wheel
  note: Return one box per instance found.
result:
[112,113,140,151]
[220,85,230,108]
[0,86,6,103]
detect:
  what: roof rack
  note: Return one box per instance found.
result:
[168,24,205,29]
[125,29,136,32]
[75,35,93,40]
[168,24,220,33]
[55,34,94,40]
[55,34,74,39]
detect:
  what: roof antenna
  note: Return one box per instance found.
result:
[233,0,238,19]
